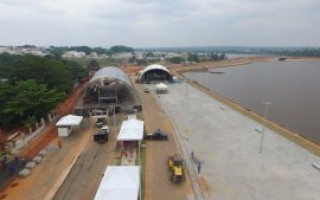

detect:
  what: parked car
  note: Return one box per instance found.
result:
[93,129,109,143]
[96,117,105,128]
[144,88,151,93]
[144,129,168,141]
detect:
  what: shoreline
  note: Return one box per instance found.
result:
[172,57,320,157]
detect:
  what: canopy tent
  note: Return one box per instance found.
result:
[56,115,83,126]
[138,64,173,83]
[56,115,83,137]
[156,83,168,93]
[117,119,144,141]
[94,166,140,200]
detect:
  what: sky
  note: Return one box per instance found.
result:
[0,0,320,47]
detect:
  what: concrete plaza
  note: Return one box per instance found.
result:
[155,83,320,200]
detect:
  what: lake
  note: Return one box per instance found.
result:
[184,60,320,144]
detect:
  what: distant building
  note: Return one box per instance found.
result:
[62,51,86,58]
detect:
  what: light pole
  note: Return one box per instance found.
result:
[260,101,271,153]
[185,78,188,96]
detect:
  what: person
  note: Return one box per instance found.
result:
[197,162,202,174]
[191,151,194,160]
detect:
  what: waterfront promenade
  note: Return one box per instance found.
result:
[155,82,320,200]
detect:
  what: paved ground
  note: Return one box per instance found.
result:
[134,81,194,200]
[155,82,320,200]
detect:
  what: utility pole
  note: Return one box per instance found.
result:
[260,101,271,153]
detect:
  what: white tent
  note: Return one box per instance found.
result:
[156,83,168,93]
[56,115,83,137]
[94,166,140,200]
[117,119,144,141]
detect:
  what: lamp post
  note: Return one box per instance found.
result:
[260,101,271,153]
[185,78,188,96]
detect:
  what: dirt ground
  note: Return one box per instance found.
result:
[53,121,117,200]
[133,79,194,200]
[0,80,89,198]
[0,119,94,200]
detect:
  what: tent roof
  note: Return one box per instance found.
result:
[94,166,140,200]
[156,83,168,90]
[117,119,144,141]
[139,64,170,77]
[89,67,132,87]
[56,115,83,126]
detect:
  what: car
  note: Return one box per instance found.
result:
[95,117,105,128]
[144,129,168,141]
[144,88,151,93]
[93,129,109,143]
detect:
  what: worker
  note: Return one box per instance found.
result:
[197,162,202,174]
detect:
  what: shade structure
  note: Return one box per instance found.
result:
[56,115,83,126]
[94,166,140,200]
[117,119,144,141]
[156,83,168,90]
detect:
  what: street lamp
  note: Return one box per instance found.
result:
[260,101,271,153]
[185,78,189,96]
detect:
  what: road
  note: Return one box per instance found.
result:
[133,80,194,200]
[53,124,116,200]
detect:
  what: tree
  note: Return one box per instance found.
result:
[87,59,100,71]
[0,53,20,78]
[110,45,134,54]
[0,80,65,126]
[168,56,185,64]
[63,60,88,81]
[187,53,199,62]
[12,55,73,92]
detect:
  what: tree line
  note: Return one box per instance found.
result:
[0,53,88,128]
[49,45,134,57]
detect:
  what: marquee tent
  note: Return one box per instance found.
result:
[56,115,83,137]
[117,119,144,141]
[94,166,140,200]
[156,83,168,93]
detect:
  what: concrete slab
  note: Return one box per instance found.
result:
[157,83,320,200]
[19,168,31,178]
[32,156,42,164]
[38,149,47,157]
[25,162,36,169]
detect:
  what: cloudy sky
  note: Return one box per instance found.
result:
[0,0,319,47]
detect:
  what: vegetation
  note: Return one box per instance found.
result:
[87,59,100,71]
[210,52,227,61]
[187,53,199,62]
[0,53,88,127]
[109,45,134,54]
[0,80,65,126]
[49,45,134,58]
[167,56,185,64]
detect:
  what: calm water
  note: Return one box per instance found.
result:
[184,60,320,144]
